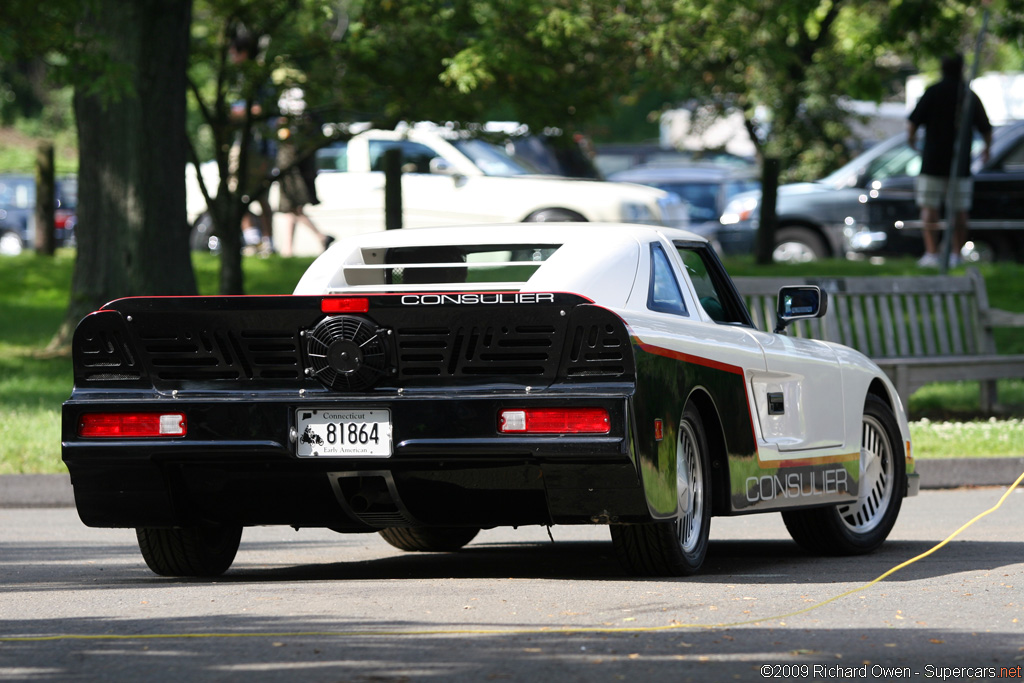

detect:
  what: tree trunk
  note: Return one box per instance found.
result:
[53,0,196,350]
[34,141,55,256]
[755,158,780,266]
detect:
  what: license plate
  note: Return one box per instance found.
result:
[295,409,392,457]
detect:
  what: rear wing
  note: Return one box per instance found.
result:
[72,293,635,394]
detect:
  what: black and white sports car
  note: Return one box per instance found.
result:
[62,224,919,577]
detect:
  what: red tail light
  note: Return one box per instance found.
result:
[78,413,187,438]
[498,408,610,434]
[322,297,370,313]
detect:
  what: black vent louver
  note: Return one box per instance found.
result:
[140,328,301,382]
[76,325,142,381]
[561,317,630,379]
[305,315,391,391]
[396,324,556,378]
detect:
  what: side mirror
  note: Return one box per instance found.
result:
[429,157,457,176]
[774,285,828,334]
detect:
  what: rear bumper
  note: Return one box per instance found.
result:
[62,392,650,529]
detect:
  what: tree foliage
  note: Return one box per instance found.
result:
[6,0,1024,325]
[187,0,672,292]
[639,0,1024,181]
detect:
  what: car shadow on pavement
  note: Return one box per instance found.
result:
[1,538,1018,588]
[206,537,1022,584]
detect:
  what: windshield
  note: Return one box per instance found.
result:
[819,130,992,189]
[451,139,541,176]
[819,135,909,189]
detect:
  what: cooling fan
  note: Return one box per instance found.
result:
[304,315,391,390]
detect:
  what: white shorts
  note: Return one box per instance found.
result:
[915,175,974,212]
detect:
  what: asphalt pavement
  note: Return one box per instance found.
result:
[3,457,1024,508]
[2,489,1022,682]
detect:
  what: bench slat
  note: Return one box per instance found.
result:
[878,295,898,356]
[864,294,880,356]
[906,295,924,356]
[932,294,951,355]
[731,269,1015,412]
[836,295,853,348]
[852,295,870,354]
[946,293,964,355]
[920,294,937,355]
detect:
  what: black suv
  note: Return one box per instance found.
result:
[723,121,1024,262]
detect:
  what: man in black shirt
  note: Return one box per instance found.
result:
[907,54,992,268]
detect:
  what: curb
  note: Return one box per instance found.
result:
[0,473,76,508]
[3,458,1024,508]
[914,457,1024,490]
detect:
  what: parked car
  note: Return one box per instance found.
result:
[307,126,688,234]
[721,121,1024,263]
[594,142,754,177]
[62,222,917,578]
[0,174,78,255]
[190,125,688,253]
[608,163,761,255]
[852,121,1024,262]
[317,128,602,180]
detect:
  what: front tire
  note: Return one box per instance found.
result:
[136,524,242,577]
[611,403,712,576]
[773,226,828,263]
[378,527,480,552]
[782,394,905,555]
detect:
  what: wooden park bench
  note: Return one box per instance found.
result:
[733,268,1024,413]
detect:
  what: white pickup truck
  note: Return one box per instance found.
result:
[189,126,689,254]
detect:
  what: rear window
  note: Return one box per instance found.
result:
[345,244,560,287]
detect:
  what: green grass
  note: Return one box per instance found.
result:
[910,418,1024,459]
[1,251,1021,474]
[0,250,314,474]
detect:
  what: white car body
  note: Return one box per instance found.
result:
[64,222,916,577]
[297,223,913,473]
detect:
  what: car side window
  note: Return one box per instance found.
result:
[998,138,1024,173]
[316,142,348,172]
[368,140,440,174]
[866,144,921,182]
[724,179,760,202]
[660,182,718,222]
[647,244,688,316]
[675,244,752,325]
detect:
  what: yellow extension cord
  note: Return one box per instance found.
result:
[3,471,1022,643]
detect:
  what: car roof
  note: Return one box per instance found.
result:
[294,222,709,308]
[609,163,757,184]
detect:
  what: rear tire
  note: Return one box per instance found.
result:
[378,527,480,552]
[782,394,904,555]
[611,403,712,576]
[773,226,828,263]
[136,524,242,577]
